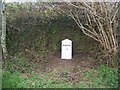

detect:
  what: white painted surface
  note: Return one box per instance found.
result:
[61,39,72,59]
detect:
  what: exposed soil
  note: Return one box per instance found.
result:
[44,51,97,72]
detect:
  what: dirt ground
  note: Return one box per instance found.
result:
[44,51,97,72]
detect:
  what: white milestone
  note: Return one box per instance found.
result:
[61,39,72,59]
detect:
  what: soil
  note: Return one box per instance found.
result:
[44,51,97,72]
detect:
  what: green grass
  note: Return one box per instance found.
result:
[83,64,118,88]
[98,64,118,87]
[2,70,74,88]
[2,64,118,88]
[2,71,26,88]
[2,55,118,88]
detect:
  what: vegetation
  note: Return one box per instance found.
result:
[1,1,119,88]
[3,64,118,88]
[60,2,119,67]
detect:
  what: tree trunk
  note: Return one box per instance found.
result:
[1,1,7,59]
[0,1,3,90]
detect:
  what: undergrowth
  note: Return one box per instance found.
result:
[2,63,118,88]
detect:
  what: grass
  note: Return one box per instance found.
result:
[84,65,118,88]
[2,64,118,88]
[2,71,25,88]
[2,70,74,88]
[5,4,119,88]
[2,52,119,88]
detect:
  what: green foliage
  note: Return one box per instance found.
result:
[4,56,42,73]
[4,2,118,89]
[84,65,118,88]
[6,2,98,57]
[3,64,118,88]
[98,64,118,87]
[2,71,26,88]
[2,70,74,88]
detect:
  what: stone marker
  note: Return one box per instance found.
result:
[61,39,72,59]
